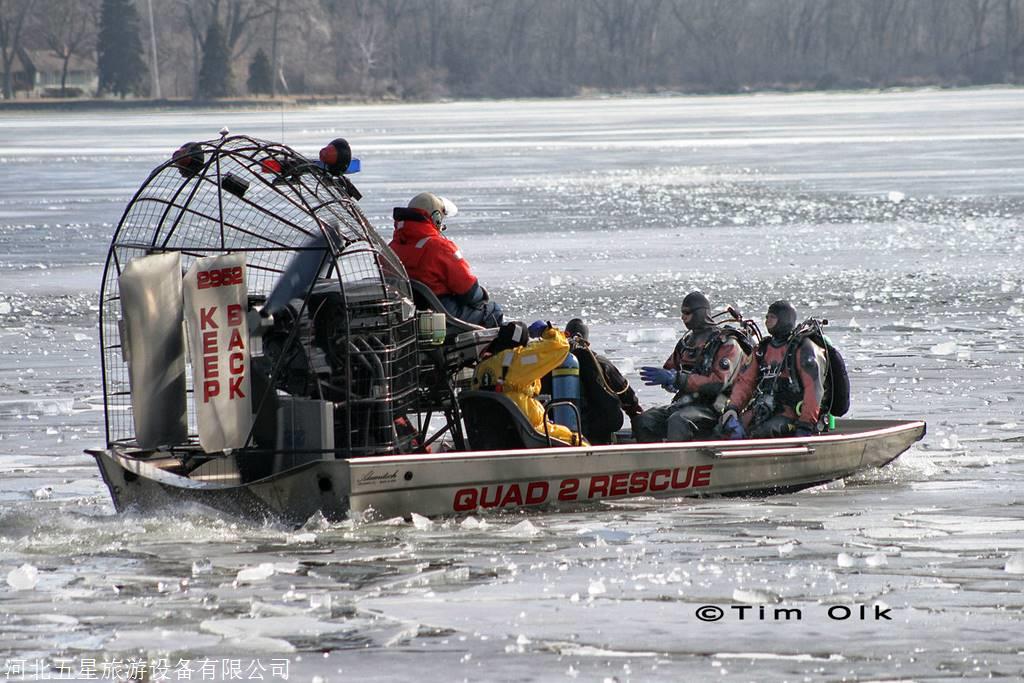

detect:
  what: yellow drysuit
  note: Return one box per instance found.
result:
[471,326,587,446]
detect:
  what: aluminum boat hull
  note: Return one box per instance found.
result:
[90,419,925,524]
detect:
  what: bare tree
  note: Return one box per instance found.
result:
[0,0,35,99]
[38,0,98,96]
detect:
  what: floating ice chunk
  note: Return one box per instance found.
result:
[309,592,332,612]
[732,588,780,604]
[626,328,677,343]
[506,633,532,653]
[301,510,331,531]
[105,629,220,651]
[33,486,53,500]
[0,302,11,315]
[886,191,905,204]
[930,341,957,356]
[1005,553,1024,574]
[202,616,346,639]
[506,520,541,537]
[411,513,434,530]
[865,553,888,567]
[549,275,563,286]
[847,317,861,330]
[287,532,316,544]
[192,559,213,576]
[73,333,90,342]
[837,553,857,568]
[778,542,796,556]
[460,516,487,530]
[939,434,960,450]
[577,528,632,543]
[7,563,39,590]
[236,563,275,583]
[588,579,607,596]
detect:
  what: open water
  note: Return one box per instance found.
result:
[1,89,1023,682]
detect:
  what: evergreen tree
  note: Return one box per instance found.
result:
[96,0,146,97]
[247,48,272,95]
[197,18,231,99]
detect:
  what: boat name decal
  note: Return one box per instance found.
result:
[357,469,400,485]
[451,464,714,512]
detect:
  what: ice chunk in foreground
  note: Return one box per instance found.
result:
[837,552,857,568]
[886,191,905,204]
[1005,553,1024,574]
[588,579,607,596]
[732,588,780,604]
[865,553,888,567]
[236,563,275,583]
[7,563,39,590]
[930,341,957,356]
[506,520,541,537]
[411,512,433,530]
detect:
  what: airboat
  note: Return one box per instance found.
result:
[87,133,925,524]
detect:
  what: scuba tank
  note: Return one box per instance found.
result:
[551,353,581,431]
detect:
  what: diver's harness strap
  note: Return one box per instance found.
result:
[749,323,825,427]
[671,328,748,403]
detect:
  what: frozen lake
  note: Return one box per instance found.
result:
[1,88,1023,681]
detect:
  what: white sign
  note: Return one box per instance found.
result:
[183,253,253,452]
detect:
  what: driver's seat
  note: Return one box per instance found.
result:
[409,279,482,335]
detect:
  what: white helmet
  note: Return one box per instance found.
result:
[408,192,458,228]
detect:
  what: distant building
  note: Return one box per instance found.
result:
[13,48,98,98]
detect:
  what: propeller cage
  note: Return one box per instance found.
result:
[99,135,419,459]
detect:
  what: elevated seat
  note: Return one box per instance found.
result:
[459,390,574,450]
[409,279,482,336]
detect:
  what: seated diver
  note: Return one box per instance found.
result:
[635,291,749,442]
[718,300,829,439]
[560,318,642,444]
[471,320,587,446]
[389,192,503,327]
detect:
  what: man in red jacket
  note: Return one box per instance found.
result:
[389,192,503,327]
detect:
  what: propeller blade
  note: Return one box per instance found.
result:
[265,235,329,314]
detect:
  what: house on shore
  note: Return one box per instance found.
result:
[12,48,98,98]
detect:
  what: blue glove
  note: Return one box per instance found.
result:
[717,407,746,440]
[528,320,550,338]
[640,366,677,389]
[723,415,746,440]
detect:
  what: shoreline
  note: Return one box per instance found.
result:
[1,83,1018,113]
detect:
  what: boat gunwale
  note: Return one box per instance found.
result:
[350,419,926,465]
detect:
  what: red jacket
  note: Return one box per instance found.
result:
[389,211,477,297]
